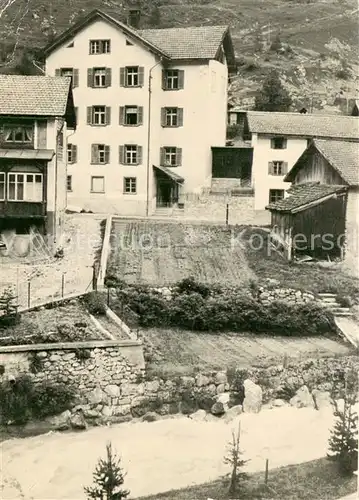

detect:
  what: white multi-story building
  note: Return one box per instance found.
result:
[44,9,235,215]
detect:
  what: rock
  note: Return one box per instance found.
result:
[243,379,262,413]
[217,392,230,410]
[312,390,332,410]
[224,405,243,422]
[102,406,113,418]
[104,384,120,397]
[196,374,210,387]
[211,401,226,416]
[47,410,71,430]
[121,383,139,396]
[189,409,207,422]
[272,399,286,407]
[36,352,48,359]
[217,384,226,394]
[142,412,159,422]
[180,376,195,388]
[144,380,160,393]
[290,385,315,409]
[88,387,104,405]
[206,384,217,396]
[84,409,100,419]
[70,411,87,430]
[214,372,228,385]
[114,405,131,416]
[62,352,76,361]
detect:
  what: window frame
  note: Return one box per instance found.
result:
[165,70,179,90]
[165,108,178,127]
[66,175,72,192]
[269,189,285,204]
[272,161,284,176]
[271,137,287,150]
[4,125,33,144]
[0,172,5,201]
[164,147,177,166]
[92,106,106,125]
[93,67,107,88]
[123,176,137,194]
[126,66,139,87]
[89,39,111,54]
[125,106,139,126]
[91,176,105,193]
[125,145,138,165]
[7,172,43,202]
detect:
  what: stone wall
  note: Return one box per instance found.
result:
[344,188,359,278]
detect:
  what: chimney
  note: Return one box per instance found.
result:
[128,9,141,29]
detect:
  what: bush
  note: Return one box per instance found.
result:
[83,291,107,315]
[176,276,211,298]
[0,375,75,425]
[226,124,242,140]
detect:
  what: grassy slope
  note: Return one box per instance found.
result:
[0,0,357,107]
[136,457,357,500]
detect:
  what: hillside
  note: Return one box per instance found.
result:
[0,0,358,111]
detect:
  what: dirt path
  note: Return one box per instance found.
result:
[1,406,336,499]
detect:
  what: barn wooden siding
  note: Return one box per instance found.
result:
[294,150,346,185]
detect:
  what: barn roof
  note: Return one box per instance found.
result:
[285,139,359,186]
[266,183,348,213]
[245,111,359,140]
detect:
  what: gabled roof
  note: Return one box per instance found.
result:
[244,111,359,140]
[0,75,76,128]
[285,139,359,187]
[44,9,235,65]
[266,183,348,213]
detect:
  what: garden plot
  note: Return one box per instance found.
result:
[107,220,254,286]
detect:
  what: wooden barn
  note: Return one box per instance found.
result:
[266,139,359,267]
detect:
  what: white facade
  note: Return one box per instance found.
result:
[250,133,308,210]
[45,19,228,215]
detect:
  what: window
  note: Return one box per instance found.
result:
[60,68,73,78]
[91,176,105,193]
[119,66,144,87]
[5,125,33,144]
[119,106,143,126]
[268,161,288,176]
[162,69,184,90]
[160,147,182,167]
[89,39,111,54]
[91,144,110,164]
[87,106,111,126]
[66,175,72,192]
[88,68,111,88]
[270,137,287,149]
[161,107,183,127]
[119,145,142,165]
[67,144,77,164]
[0,173,4,201]
[55,68,79,88]
[124,177,137,194]
[8,173,43,202]
[269,189,285,204]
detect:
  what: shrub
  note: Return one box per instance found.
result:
[176,276,211,298]
[0,287,19,329]
[28,352,44,374]
[0,375,75,425]
[83,291,107,316]
[226,124,242,140]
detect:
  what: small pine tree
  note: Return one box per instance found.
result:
[224,422,249,497]
[254,70,292,112]
[327,370,358,476]
[0,286,19,328]
[84,442,130,500]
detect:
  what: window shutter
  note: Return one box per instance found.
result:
[161,108,167,127]
[105,107,111,125]
[268,162,274,175]
[87,107,93,125]
[160,147,165,166]
[177,108,184,127]
[105,68,112,87]
[138,67,144,87]
[282,162,288,174]
[176,148,182,166]
[137,107,143,125]
[75,107,78,120]
[119,145,125,164]
[72,69,79,88]
[137,146,143,165]
[55,69,61,77]
[119,106,125,125]
[178,70,185,89]
[270,138,275,149]
[161,70,167,90]
[282,138,288,149]
[87,68,94,87]
[72,145,77,163]
[119,67,125,87]
[91,144,99,164]
[104,145,110,164]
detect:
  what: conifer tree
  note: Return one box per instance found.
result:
[84,443,130,500]
[254,70,292,112]
[224,422,249,497]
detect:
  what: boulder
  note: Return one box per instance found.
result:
[189,409,207,422]
[290,385,315,409]
[272,399,286,407]
[46,410,71,431]
[214,372,228,385]
[142,412,159,422]
[243,379,262,413]
[196,374,210,387]
[224,405,243,422]
[104,384,120,397]
[216,392,230,411]
[312,390,332,410]
[211,401,226,416]
[70,411,87,430]
[88,387,104,405]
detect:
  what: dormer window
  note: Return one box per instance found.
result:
[270,137,287,149]
[89,39,111,54]
[5,125,33,143]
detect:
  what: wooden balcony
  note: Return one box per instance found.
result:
[0,201,46,218]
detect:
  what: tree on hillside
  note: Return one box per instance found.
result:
[148,4,161,28]
[84,442,130,500]
[0,0,32,69]
[254,70,292,112]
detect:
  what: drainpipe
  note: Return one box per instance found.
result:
[146,57,163,217]
[53,119,65,246]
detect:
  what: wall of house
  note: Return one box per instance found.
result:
[251,133,308,210]
[344,187,359,277]
[294,150,347,186]
[45,19,227,215]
